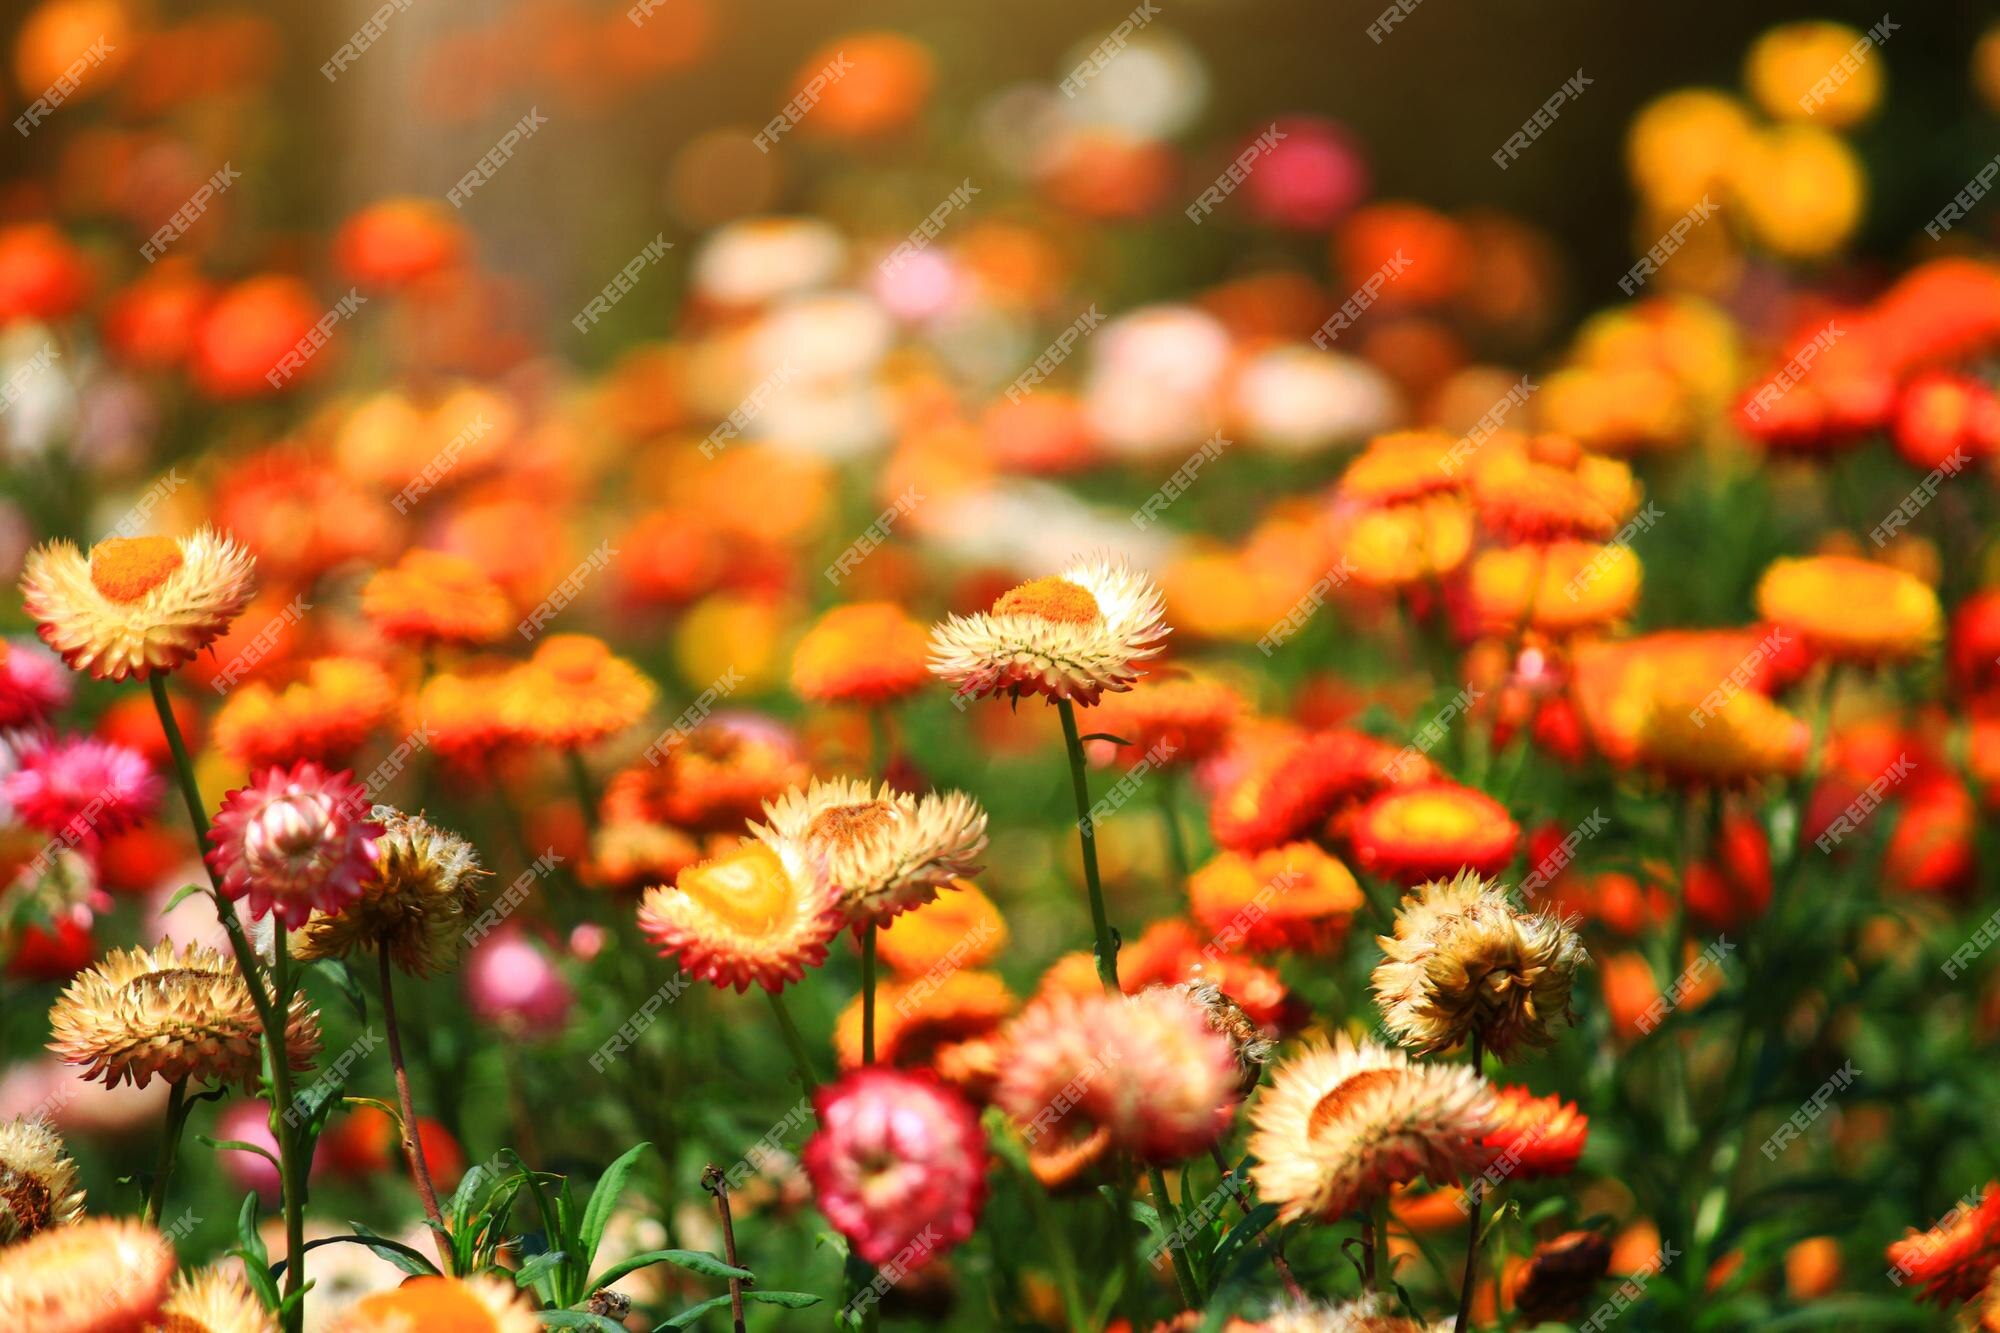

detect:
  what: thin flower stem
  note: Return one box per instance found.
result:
[763,988,820,1094]
[1156,769,1191,887]
[565,749,600,838]
[1147,1163,1198,1308]
[379,943,451,1267]
[1207,1144,1304,1300]
[1454,1031,1485,1331]
[142,1077,189,1226]
[150,675,307,1332]
[1055,698,1120,993]
[701,1166,749,1333]
[860,923,878,1065]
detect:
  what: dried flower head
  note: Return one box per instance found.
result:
[296,808,487,977]
[928,555,1169,706]
[48,940,321,1090]
[753,776,987,925]
[0,1216,175,1331]
[207,762,383,928]
[1170,979,1275,1097]
[21,528,256,681]
[0,1116,83,1245]
[1248,1033,1494,1223]
[1372,869,1587,1059]
[1511,1229,1614,1324]
[154,1263,279,1332]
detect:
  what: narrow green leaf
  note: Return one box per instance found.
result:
[592,1247,751,1292]
[579,1141,651,1273]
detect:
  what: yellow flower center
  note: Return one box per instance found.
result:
[992,576,1100,624]
[809,800,899,848]
[679,842,795,934]
[541,637,607,685]
[1306,1067,1406,1143]
[1390,793,1482,840]
[89,537,184,603]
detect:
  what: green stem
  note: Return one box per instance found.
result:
[142,1077,189,1226]
[763,988,820,1095]
[565,749,600,838]
[380,944,451,1268]
[1156,770,1191,887]
[1454,1032,1485,1328]
[1056,698,1120,993]
[860,924,878,1066]
[1148,1164,1198,1308]
[1017,1155,1087,1330]
[150,676,306,1332]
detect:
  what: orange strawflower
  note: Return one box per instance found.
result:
[1635,687,1809,786]
[602,718,809,833]
[792,602,932,706]
[1348,782,1521,885]
[362,549,512,647]
[21,529,256,681]
[330,1274,539,1332]
[334,197,465,289]
[1187,842,1364,954]
[1330,494,1475,589]
[1468,541,1641,637]
[502,635,657,749]
[834,969,1015,1073]
[1338,431,1464,506]
[636,839,842,993]
[1481,1085,1589,1179]
[411,665,522,772]
[1887,1184,2000,1306]
[1756,555,1941,664]
[212,656,397,769]
[584,820,706,893]
[876,880,1008,976]
[1469,434,1639,543]
[1084,671,1244,768]
[1211,729,1422,854]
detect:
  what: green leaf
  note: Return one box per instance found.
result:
[578,1141,651,1274]
[592,1247,751,1293]
[1079,732,1134,746]
[311,957,368,1023]
[537,1313,628,1331]
[162,883,208,914]
[269,1233,442,1280]
[349,1222,439,1278]
[515,1250,568,1291]
[656,1291,822,1328]
[200,1135,282,1177]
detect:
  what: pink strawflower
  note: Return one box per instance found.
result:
[207,761,381,928]
[464,930,573,1036]
[802,1067,989,1269]
[2,736,161,844]
[0,639,71,730]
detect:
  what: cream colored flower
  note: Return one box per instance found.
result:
[20,528,256,681]
[928,555,1169,705]
[296,807,487,977]
[1372,869,1586,1059]
[0,1216,175,1331]
[753,776,987,924]
[150,1264,278,1332]
[1255,1295,1444,1332]
[1248,1034,1494,1224]
[0,1117,83,1245]
[47,940,321,1090]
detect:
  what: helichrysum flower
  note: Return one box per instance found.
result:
[1372,869,1586,1059]
[328,1274,541,1333]
[0,638,70,729]
[1511,1229,1614,1324]
[0,1217,175,1331]
[0,736,160,844]
[361,549,512,647]
[501,634,657,749]
[1757,554,1941,663]
[0,1116,84,1244]
[874,879,1006,976]
[296,807,487,977]
[791,602,932,705]
[20,528,256,681]
[1887,1182,2000,1306]
[1248,1034,1494,1224]
[211,656,397,770]
[47,940,321,1090]
[1255,1295,1434,1332]
[155,1264,279,1333]
[752,776,987,925]
[1636,686,1809,786]
[1188,842,1364,954]
[1172,979,1275,1097]
[207,761,383,928]
[1348,782,1522,887]
[928,554,1168,705]
[1083,671,1242,768]
[802,1067,989,1269]
[637,839,843,993]
[604,716,809,833]
[835,969,1014,1073]
[1481,1084,1589,1179]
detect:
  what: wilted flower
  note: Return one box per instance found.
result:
[1248,1034,1494,1223]
[0,1216,175,1331]
[928,555,1169,706]
[296,808,487,977]
[636,839,843,993]
[1511,1229,1614,1323]
[0,1116,83,1244]
[802,1067,989,1268]
[207,762,383,928]
[1372,869,1586,1058]
[1171,979,1275,1096]
[47,940,321,1090]
[20,529,256,681]
[752,777,987,925]
[0,736,160,844]
[791,602,933,705]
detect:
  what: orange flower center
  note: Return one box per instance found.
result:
[1306,1067,1406,1142]
[89,536,183,603]
[351,1276,502,1331]
[541,637,607,685]
[809,800,899,848]
[679,842,795,933]
[992,576,1100,624]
